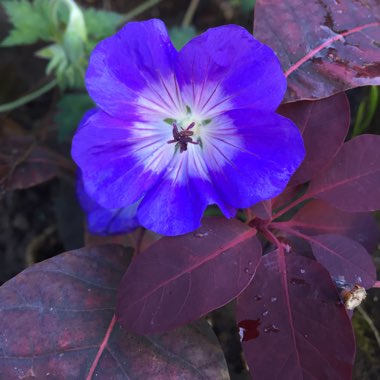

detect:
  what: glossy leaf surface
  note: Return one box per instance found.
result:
[309,234,376,288]
[117,218,262,335]
[279,93,350,186]
[307,135,380,211]
[254,0,380,101]
[0,245,229,379]
[237,251,355,380]
[285,199,379,253]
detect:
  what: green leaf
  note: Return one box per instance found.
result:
[1,0,55,46]
[55,93,94,141]
[228,0,256,12]
[83,8,123,42]
[352,86,379,136]
[164,118,176,125]
[203,205,224,217]
[241,0,256,12]
[169,26,197,50]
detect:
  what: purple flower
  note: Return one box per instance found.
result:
[72,19,305,236]
[77,171,140,236]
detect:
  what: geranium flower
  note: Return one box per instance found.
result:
[77,171,140,236]
[72,19,305,236]
[75,110,140,236]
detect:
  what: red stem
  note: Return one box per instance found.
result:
[134,228,146,257]
[270,223,312,243]
[86,314,116,380]
[270,221,295,230]
[260,227,303,367]
[261,228,284,257]
[245,208,254,224]
[285,22,380,78]
[271,193,309,221]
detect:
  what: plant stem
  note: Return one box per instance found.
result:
[121,0,164,24]
[182,0,200,27]
[134,228,147,257]
[261,228,284,256]
[357,306,380,348]
[271,193,309,221]
[270,224,309,242]
[0,79,58,113]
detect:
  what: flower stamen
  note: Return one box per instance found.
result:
[167,122,199,153]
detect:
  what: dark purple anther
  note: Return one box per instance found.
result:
[167,122,199,153]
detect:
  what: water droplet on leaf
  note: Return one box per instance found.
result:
[194,231,208,238]
[263,324,280,333]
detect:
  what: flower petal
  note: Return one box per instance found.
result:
[71,109,174,209]
[176,25,286,116]
[205,109,305,208]
[86,19,180,119]
[77,174,140,235]
[137,177,207,236]
[137,153,236,235]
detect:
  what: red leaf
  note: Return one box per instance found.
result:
[307,135,380,211]
[285,199,379,253]
[308,234,376,288]
[272,184,302,211]
[279,93,350,186]
[116,218,262,334]
[250,200,272,220]
[254,0,380,102]
[0,136,71,192]
[0,245,229,379]
[237,251,355,379]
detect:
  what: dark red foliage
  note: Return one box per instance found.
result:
[282,199,379,253]
[0,245,229,379]
[254,0,380,102]
[308,234,376,288]
[237,251,355,380]
[0,136,65,192]
[307,135,380,211]
[1,0,380,378]
[249,200,272,220]
[116,217,262,334]
[279,92,350,186]
[272,184,302,211]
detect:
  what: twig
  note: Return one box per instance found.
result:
[0,79,58,113]
[182,0,200,27]
[25,226,57,266]
[121,0,164,24]
[357,306,380,348]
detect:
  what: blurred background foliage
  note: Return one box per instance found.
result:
[0,0,257,140]
[0,1,378,379]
